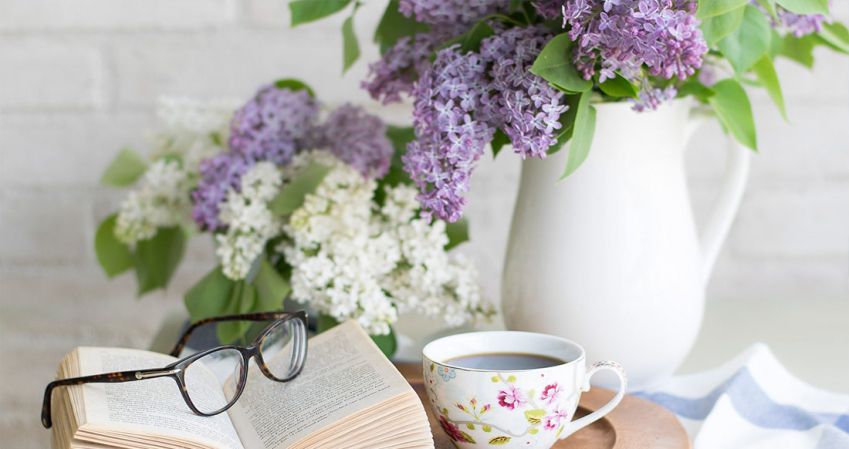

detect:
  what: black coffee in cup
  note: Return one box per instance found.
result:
[445,352,566,370]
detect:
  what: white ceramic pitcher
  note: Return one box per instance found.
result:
[500,99,750,390]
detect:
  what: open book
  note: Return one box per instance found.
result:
[50,320,433,449]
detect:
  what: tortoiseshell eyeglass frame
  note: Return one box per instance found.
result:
[41,310,308,429]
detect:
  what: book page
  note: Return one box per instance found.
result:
[226,321,413,449]
[76,347,244,449]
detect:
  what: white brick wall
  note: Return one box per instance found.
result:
[0,41,104,110]
[0,0,239,30]
[0,1,847,446]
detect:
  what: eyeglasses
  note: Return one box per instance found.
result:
[41,310,308,429]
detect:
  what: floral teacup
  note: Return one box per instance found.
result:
[422,331,626,449]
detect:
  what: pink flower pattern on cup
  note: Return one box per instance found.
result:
[543,408,568,430]
[438,415,473,443]
[539,383,562,404]
[497,384,527,410]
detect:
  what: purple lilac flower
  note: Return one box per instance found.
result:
[562,0,707,83]
[194,86,318,230]
[632,85,677,112]
[229,85,319,165]
[312,104,394,178]
[776,7,829,37]
[193,86,394,230]
[480,25,567,158]
[192,152,252,230]
[363,34,438,104]
[403,47,496,223]
[398,0,508,30]
[364,0,509,104]
[751,0,830,37]
[404,26,569,222]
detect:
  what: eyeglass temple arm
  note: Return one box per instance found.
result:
[167,311,300,357]
[41,367,180,429]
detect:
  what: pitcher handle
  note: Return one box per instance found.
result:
[686,108,751,283]
[559,361,627,440]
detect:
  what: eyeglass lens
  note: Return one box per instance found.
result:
[259,318,305,381]
[184,347,245,414]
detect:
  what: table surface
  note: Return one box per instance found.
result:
[4,296,846,449]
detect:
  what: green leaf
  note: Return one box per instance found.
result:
[445,218,469,250]
[254,257,290,312]
[100,148,147,187]
[489,436,512,445]
[528,427,539,435]
[386,125,415,152]
[561,90,596,178]
[466,423,475,430]
[317,313,341,333]
[273,78,316,97]
[697,0,749,18]
[755,0,778,19]
[548,126,573,156]
[377,126,415,194]
[816,22,849,54]
[547,94,580,156]
[708,79,757,150]
[342,14,360,72]
[524,409,546,425]
[289,0,352,26]
[752,55,786,120]
[775,0,828,15]
[374,0,428,53]
[482,425,492,432]
[459,21,495,53]
[530,33,592,93]
[132,226,186,295]
[769,29,784,57]
[184,266,235,322]
[269,162,331,215]
[370,327,397,359]
[94,214,133,278]
[677,79,716,102]
[718,5,771,73]
[597,75,638,98]
[490,129,510,157]
[779,34,816,67]
[701,6,746,45]
[217,282,257,344]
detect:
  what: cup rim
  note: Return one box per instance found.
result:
[422,330,586,373]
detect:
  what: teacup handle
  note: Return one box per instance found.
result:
[560,361,627,440]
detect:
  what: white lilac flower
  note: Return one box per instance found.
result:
[216,161,283,280]
[114,159,191,245]
[280,152,491,335]
[150,97,236,172]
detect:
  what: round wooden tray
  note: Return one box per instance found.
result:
[396,363,690,449]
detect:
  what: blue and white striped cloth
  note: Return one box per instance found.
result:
[637,344,849,449]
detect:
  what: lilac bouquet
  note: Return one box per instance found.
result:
[95,79,493,352]
[292,0,848,222]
